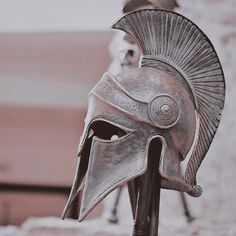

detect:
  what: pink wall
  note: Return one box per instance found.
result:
[0,32,112,224]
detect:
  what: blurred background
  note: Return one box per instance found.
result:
[0,0,235,235]
[0,0,122,226]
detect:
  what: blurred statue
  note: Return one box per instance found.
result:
[63,8,225,236]
[123,0,178,13]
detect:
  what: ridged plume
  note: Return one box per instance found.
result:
[112,9,225,192]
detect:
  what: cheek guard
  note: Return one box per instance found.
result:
[62,9,225,223]
[80,132,147,220]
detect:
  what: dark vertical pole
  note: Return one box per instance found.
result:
[132,170,152,236]
[149,168,161,236]
[132,139,162,236]
[149,139,162,236]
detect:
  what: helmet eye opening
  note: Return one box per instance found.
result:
[91,121,127,141]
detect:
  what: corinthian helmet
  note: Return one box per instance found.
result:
[63,9,225,224]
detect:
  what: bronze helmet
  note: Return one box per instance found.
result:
[63,9,225,221]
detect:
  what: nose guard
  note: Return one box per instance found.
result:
[79,132,148,221]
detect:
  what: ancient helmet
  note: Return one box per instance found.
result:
[62,9,225,221]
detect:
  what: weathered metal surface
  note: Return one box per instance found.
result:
[63,8,225,236]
